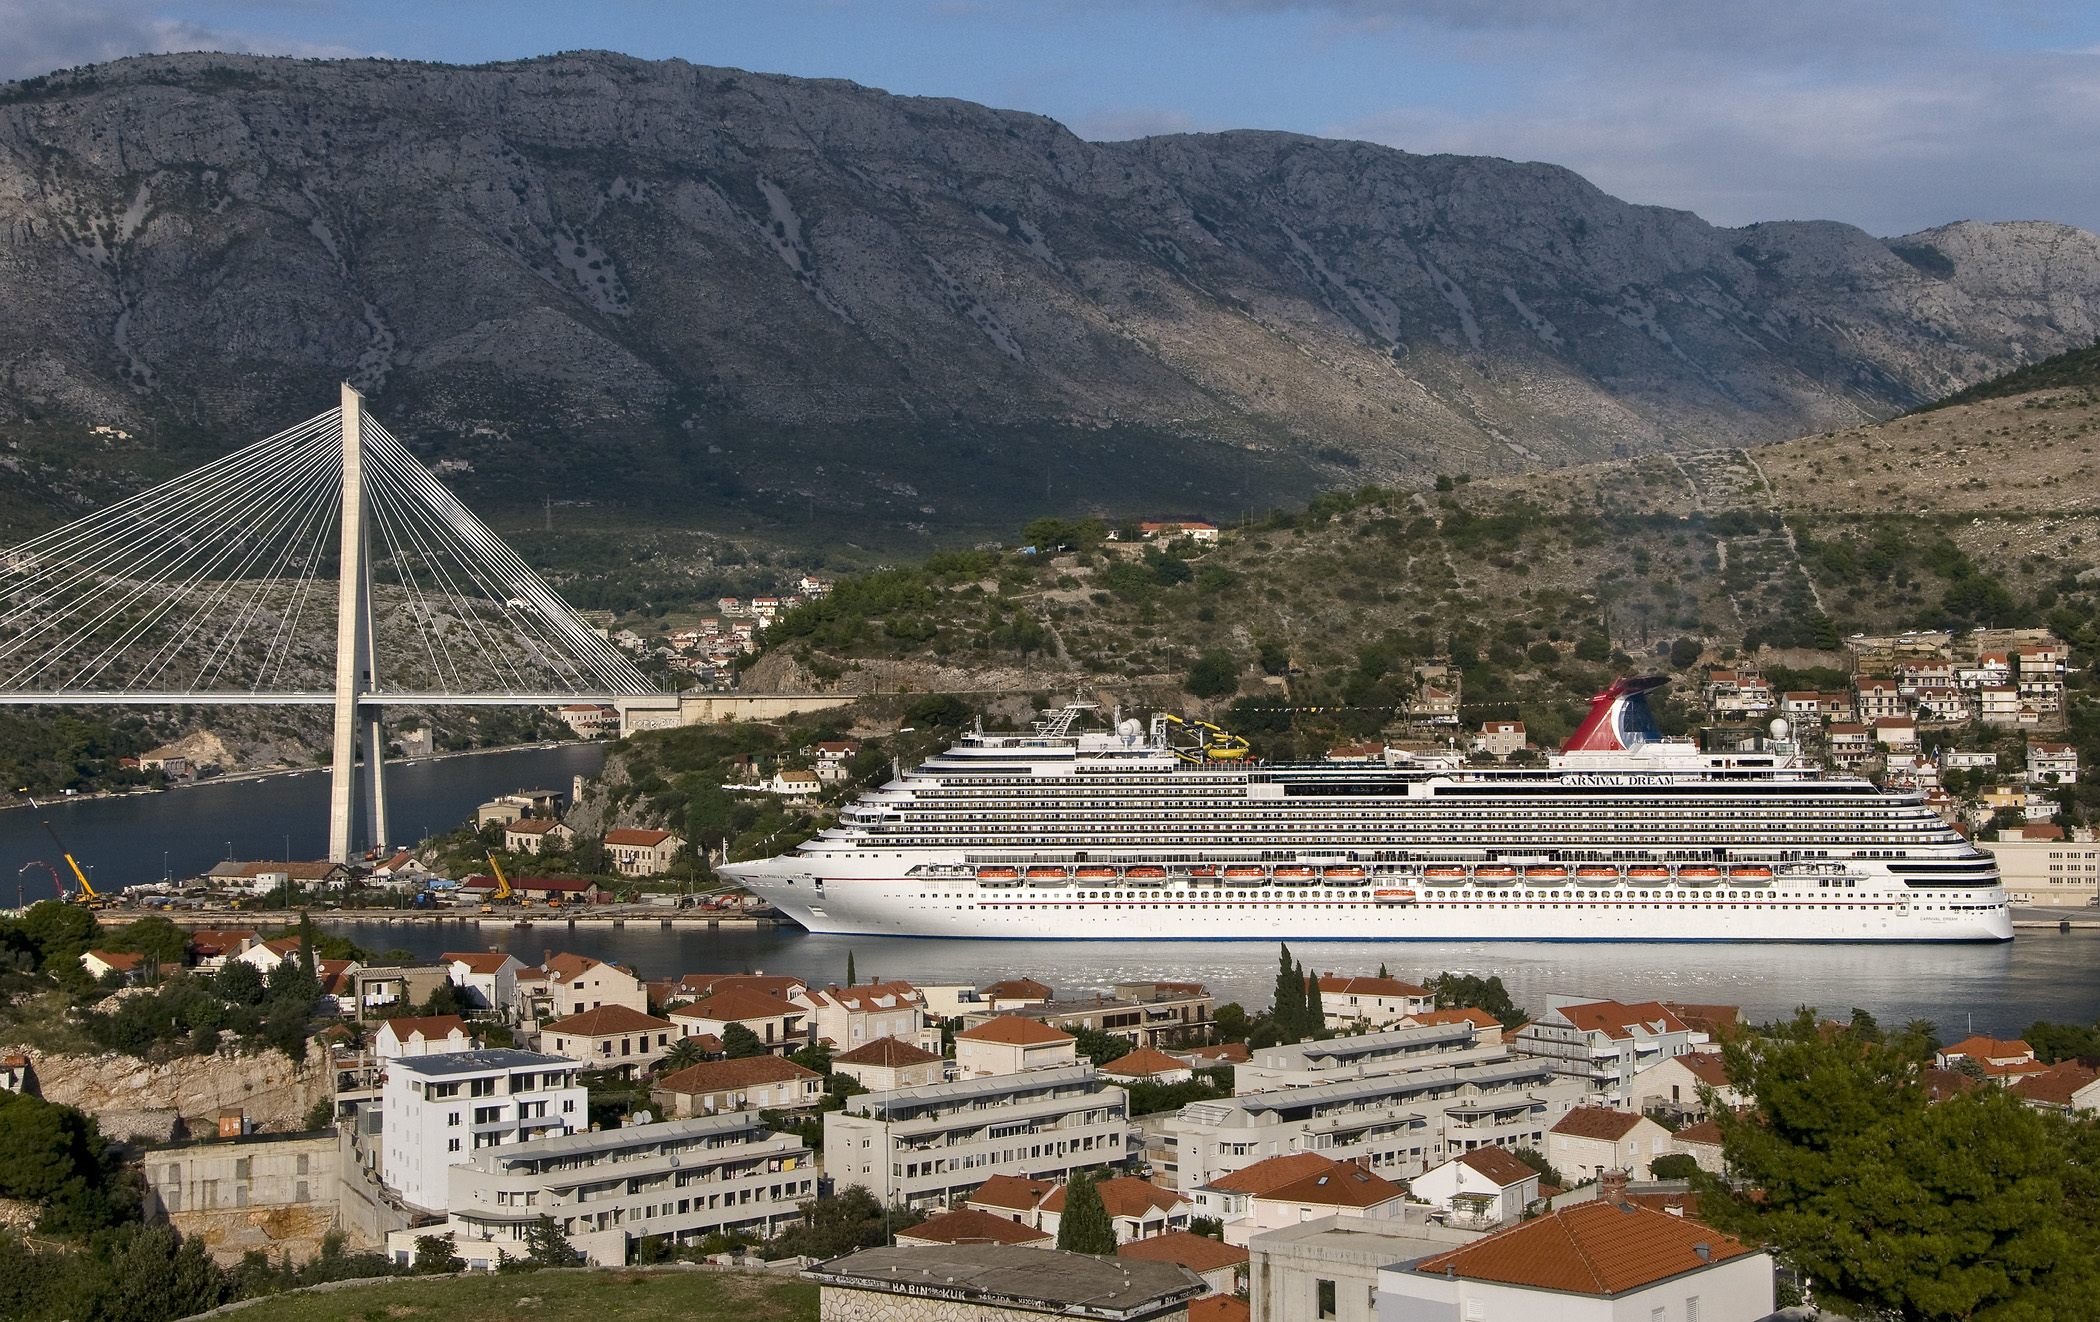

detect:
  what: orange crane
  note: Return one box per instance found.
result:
[30,800,106,908]
[481,852,530,913]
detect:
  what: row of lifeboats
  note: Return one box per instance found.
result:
[975,862,1372,884]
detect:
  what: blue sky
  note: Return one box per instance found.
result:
[9,0,2100,236]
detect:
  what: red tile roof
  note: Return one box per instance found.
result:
[981,978,1053,1000]
[604,828,675,846]
[898,1209,1053,1247]
[1672,1120,1724,1148]
[442,952,517,974]
[2010,1060,2100,1109]
[1406,1008,1502,1031]
[1204,1153,1341,1195]
[1410,1201,1755,1295]
[831,1036,943,1068]
[1672,1054,1732,1088]
[1941,1035,2035,1063]
[1189,1296,1250,1322]
[380,1015,470,1041]
[542,1005,673,1035]
[957,1016,1073,1046]
[1255,1163,1404,1209]
[1556,1001,1689,1040]
[1318,974,1431,998]
[809,981,923,1011]
[1041,1177,1189,1220]
[653,1057,820,1093]
[1455,1147,1540,1187]
[1101,1048,1191,1078]
[673,988,799,1022]
[1550,1108,1649,1141]
[85,949,145,971]
[966,1174,1059,1213]
[1118,1231,1248,1274]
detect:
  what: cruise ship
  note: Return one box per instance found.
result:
[721,678,2011,942]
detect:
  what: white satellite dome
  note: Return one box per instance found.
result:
[1769,717,1790,741]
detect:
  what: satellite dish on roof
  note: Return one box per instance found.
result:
[1770,717,1790,741]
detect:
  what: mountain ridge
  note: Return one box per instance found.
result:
[4,50,2100,544]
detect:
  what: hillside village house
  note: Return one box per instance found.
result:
[797,981,940,1053]
[1874,716,1917,749]
[233,936,307,972]
[1316,974,1433,1030]
[2030,741,2080,785]
[669,988,807,1055]
[979,979,1053,1010]
[514,953,649,1024]
[554,703,617,737]
[1242,1161,1409,1241]
[1100,1048,1194,1086]
[442,952,524,1013]
[965,1174,1192,1243]
[539,1005,678,1078]
[1407,1147,1541,1229]
[603,828,684,877]
[1117,1231,1248,1298]
[1548,1107,1673,1181]
[1936,1035,2045,1079]
[830,1036,949,1091]
[813,740,861,782]
[1408,685,1459,724]
[2010,1061,2100,1116]
[895,1209,1055,1249]
[1630,1052,1742,1121]
[955,1016,1079,1076]
[80,949,146,982]
[650,1056,823,1117]
[374,1015,474,1061]
[766,768,822,800]
[502,818,574,854]
[1473,720,1527,758]
[184,929,257,969]
[1383,1196,1774,1322]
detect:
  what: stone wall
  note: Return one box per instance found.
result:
[820,1286,1188,1322]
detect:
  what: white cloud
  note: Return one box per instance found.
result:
[0,1,359,83]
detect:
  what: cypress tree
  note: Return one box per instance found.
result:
[1057,1170,1116,1254]
[296,910,318,977]
[1303,963,1325,1034]
[846,951,856,987]
[1272,944,1303,1040]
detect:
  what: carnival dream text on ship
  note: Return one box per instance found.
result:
[721,678,2011,942]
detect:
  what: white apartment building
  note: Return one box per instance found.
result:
[380,1049,585,1213]
[394,1111,813,1267]
[1314,977,1434,1032]
[823,1063,1132,1209]
[1235,1021,1499,1091]
[1512,997,1705,1105]
[796,980,942,1054]
[442,952,524,1014]
[1171,1052,1589,1192]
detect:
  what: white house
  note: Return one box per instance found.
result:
[538,1005,678,1078]
[80,949,147,982]
[669,988,807,1055]
[795,980,941,1054]
[829,1036,949,1091]
[1381,1199,1773,1322]
[1406,1147,1540,1228]
[1315,974,1434,1030]
[374,1015,475,1062]
[1100,1047,1194,1086]
[602,828,684,877]
[442,952,524,1014]
[953,1016,1078,1076]
[378,1049,584,1213]
[1629,1052,1743,1120]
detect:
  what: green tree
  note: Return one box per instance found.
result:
[721,1023,767,1058]
[1271,944,1305,1041]
[213,960,264,1006]
[1511,1147,1564,1189]
[78,1223,228,1322]
[846,951,856,987]
[1424,973,1528,1029]
[1303,966,1325,1033]
[112,916,190,970]
[1697,1010,2099,1318]
[1211,1003,1248,1042]
[1648,1153,1699,1180]
[1056,1171,1116,1254]
[295,911,318,977]
[0,1092,130,1234]
[2024,1019,2100,1064]
[764,1186,921,1259]
[19,901,98,969]
[1184,650,1239,699]
[1071,1028,1130,1068]
[660,1036,706,1073]
[413,1233,463,1275]
[789,1040,835,1075]
[524,1213,576,1267]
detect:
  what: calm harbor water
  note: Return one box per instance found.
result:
[3,738,2094,1041]
[329,917,2100,1045]
[0,743,607,900]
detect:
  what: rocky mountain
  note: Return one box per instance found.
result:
[4,50,2100,543]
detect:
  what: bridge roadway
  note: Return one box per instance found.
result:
[0,689,858,735]
[96,905,793,931]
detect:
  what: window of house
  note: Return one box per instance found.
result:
[1317,1279,1336,1320]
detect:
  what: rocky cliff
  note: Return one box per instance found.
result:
[5,51,2100,539]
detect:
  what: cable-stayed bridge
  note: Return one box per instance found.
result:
[0,385,662,863]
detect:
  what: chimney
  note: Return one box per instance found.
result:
[1694,1242,1711,1262]
[1600,1169,1631,1207]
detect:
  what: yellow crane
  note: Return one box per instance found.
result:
[1158,713,1252,762]
[30,800,106,908]
[481,852,526,913]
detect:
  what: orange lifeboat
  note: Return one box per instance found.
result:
[1323,865,1368,879]
[1125,866,1169,880]
[1186,865,1219,878]
[1074,866,1120,881]
[1524,866,1568,881]
[1272,866,1316,880]
[1729,865,1773,880]
[1423,865,1467,879]
[1678,866,1723,882]
[1473,865,1518,880]
[1026,866,1069,880]
[977,866,1019,880]
[1575,866,1619,880]
[1373,889,1417,904]
[1626,865,1670,880]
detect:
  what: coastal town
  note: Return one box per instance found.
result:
[17,918,2100,1321]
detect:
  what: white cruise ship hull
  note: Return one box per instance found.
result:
[718,687,2013,944]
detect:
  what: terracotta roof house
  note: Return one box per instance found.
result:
[1041,1177,1191,1243]
[1631,1051,1743,1118]
[1101,1048,1195,1085]
[955,1016,1077,1077]
[1399,1007,1506,1041]
[965,1175,1062,1221]
[1385,1200,1771,1318]
[1188,1296,1249,1322]
[796,980,938,1055]
[2009,1060,2100,1115]
[1175,1043,1251,1066]
[1548,1108,1674,1182]
[80,949,147,982]
[1408,1147,1543,1228]
[669,988,807,1056]
[649,1056,823,1117]
[1670,1119,1727,1175]
[601,827,684,877]
[1937,1036,2044,1077]
[980,978,1054,1009]
[184,928,258,968]
[539,1005,678,1078]
[1660,1003,1745,1042]
[1316,975,1434,1029]
[1118,1230,1248,1296]
[663,972,809,1006]
[830,1036,948,1091]
[1194,1152,1401,1247]
[894,1209,1054,1249]
[374,1015,473,1060]
[1921,1067,1980,1104]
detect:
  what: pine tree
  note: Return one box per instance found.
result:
[524,1214,574,1266]
[1056,1171,1116,1254]
[1303,963,1325,1034]
[1272,943,1303,1040]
